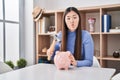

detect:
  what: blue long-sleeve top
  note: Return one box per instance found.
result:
[51,30,94,67]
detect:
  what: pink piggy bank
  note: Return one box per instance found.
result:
[54,51,71,70]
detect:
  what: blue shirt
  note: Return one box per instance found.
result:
[51,30,94,67]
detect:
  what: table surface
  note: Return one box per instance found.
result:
[0,63,116,80]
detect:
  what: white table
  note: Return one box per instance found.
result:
[0,63,116,80]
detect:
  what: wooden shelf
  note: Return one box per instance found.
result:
[96,56,101,59]
[35,3,120,71]
[38,54,47,57]
[102,56,120,61]
[102,32,120,34]
[38,31,56,35]
[90,32,100,35]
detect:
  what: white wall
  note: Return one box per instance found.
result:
[24,0,34,65]
[25,0,120,65]
[34,0,120,10]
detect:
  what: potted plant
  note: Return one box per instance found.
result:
[17,58,27,68]
[5,60,14,69]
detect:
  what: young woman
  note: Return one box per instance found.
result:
[47,7,94,67]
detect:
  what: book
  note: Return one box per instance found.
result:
[109,29,120,33]
[38,17,50,34]
[38,20,41,34]
[102,14,111,32]
[41,17,50,33]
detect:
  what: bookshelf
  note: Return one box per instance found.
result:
[35,4,120,72]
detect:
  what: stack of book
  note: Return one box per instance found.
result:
[109,27,120,33]
[38,17,50,34]
[102,14,111,32]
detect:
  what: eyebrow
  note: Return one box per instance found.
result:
[66,15,77,17]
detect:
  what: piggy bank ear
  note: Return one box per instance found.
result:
[66,51,71,55]
[55,51,59,55]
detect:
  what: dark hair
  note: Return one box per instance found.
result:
[61,7,82,60]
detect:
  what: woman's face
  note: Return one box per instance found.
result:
[65,11,79,32]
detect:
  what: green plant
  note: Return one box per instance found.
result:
[5,61,14,69]
[17,58,27,68]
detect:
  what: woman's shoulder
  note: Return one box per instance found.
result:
[82,30,92,41]
[81,30,93,44]
[82,30,91,36]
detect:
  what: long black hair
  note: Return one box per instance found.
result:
[61,7,82,60]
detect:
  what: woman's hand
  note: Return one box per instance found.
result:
[69,54,77,66]
[47,40,56,60]
[47,49,53,60]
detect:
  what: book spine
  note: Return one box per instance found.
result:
[41,17,50,33]
[42,17,45,33]
[38,20,40,34]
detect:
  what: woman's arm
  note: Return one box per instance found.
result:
[77,31,94,67]
[47,31,62,60]
[47,40,56,60]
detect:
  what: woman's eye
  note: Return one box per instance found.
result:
[67,17,70,20]
[73,17,77,19]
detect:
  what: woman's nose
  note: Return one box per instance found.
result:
[70,18,74,23]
